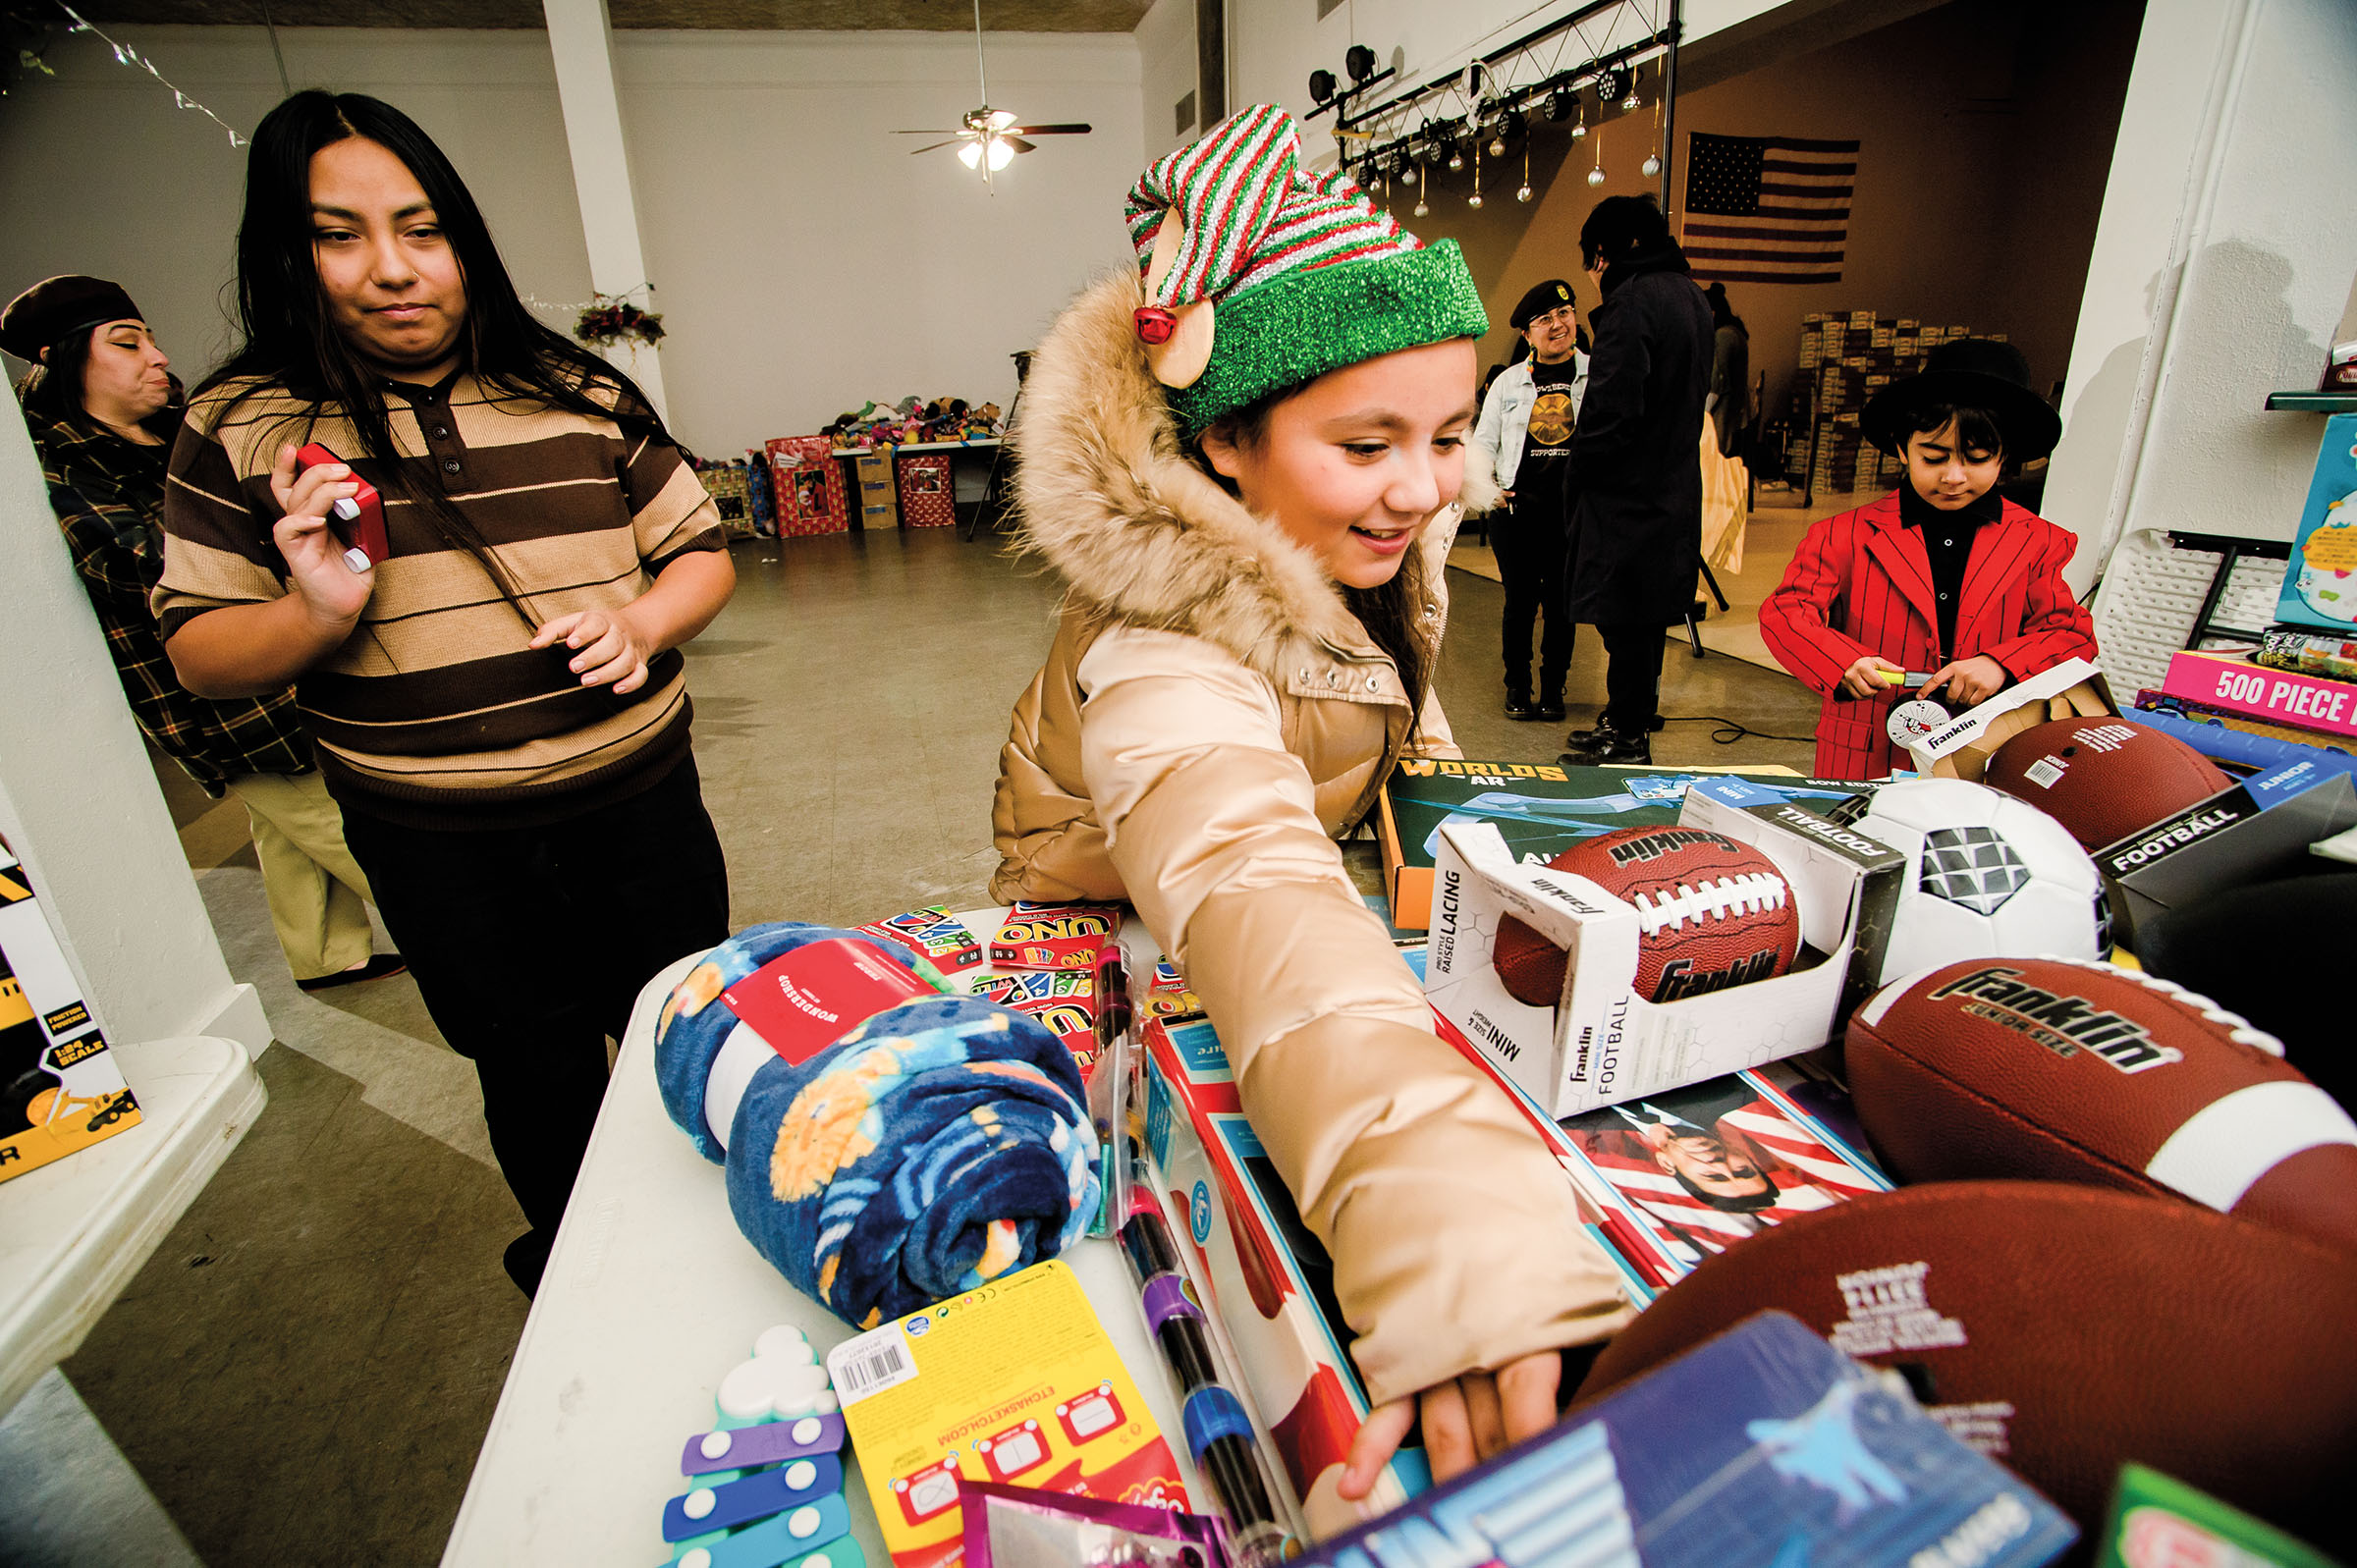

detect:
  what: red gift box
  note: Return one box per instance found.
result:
[766,436,849,537]
[897,452,957,529]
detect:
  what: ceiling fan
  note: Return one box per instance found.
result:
[895,0,1091,185]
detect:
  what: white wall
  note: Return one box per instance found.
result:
[1136,0,1198,163]
[616,30,1143,455]
[2046,0,2357,589]
[0,399,269,1057]
[0,27,593,389]
[0,24,1144,458]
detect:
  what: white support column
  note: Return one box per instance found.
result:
[0,401,269,1058]
[542,0,669,420]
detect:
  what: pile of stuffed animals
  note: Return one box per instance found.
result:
[822,395,1003,450]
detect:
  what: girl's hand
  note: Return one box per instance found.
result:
[1336,1350,1562,1498]
[265,442,372,628]
[1925,654,2007,708]
[1839,653,1904,699]
[531,604,654,693]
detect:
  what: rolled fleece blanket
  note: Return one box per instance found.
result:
[654,923,1101,1327]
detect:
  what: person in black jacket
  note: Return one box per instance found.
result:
[1558,196,1714,765]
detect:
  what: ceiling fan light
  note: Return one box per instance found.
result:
[958,140,983,169]
[988,109,1016,130]
[986,136,1014,171]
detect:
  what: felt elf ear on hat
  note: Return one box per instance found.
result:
[1122,104,1491,436]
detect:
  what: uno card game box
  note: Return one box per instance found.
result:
[1294,1310,2075,1568]
[825,1260,1187,1568]
[1376,761,1859,930]
[988,904,1117,974]
[1,836,139,1182]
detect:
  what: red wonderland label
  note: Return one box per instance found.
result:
[721,939,934,1065]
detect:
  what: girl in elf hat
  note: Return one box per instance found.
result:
[989,105,1632,1493]
[1758,338,2098,780]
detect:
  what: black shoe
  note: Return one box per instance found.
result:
[1504,693,1541,721]
[1561,722,1653,767]
[296,953,409,993]
[1536,696,1567,723]
[1564,713,1666,745]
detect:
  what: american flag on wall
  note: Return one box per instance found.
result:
[1681,134,1859,284]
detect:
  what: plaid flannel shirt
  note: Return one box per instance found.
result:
[30,401,311,797]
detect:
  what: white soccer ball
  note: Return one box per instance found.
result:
[1848,777,2109,983]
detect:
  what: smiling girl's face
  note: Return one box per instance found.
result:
[1198,338,1479,590]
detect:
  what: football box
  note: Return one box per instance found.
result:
[1376,761,1860,931]
[2094,755,2357,949]
[1903,657,2121,782]
[1293,1310,2076,1568]
[1423,780,1905,1118]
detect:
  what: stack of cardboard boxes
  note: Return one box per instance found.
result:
[1786,313,1992,495]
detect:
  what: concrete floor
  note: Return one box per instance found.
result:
[59,525,1823,1565]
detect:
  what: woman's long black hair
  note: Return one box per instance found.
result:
[202,90,661,619]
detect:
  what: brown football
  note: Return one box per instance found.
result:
[1575,1182,2357,1549]
[1845,956,2357,1253]
[1492,826,1801,1006]
[1981,717,2229,851]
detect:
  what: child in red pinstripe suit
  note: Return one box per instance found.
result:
[1759,340,2097,780]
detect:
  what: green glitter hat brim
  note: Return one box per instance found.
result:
[1166,241,1491,436]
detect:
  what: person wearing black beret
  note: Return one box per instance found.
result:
[1471,278,1589,720]
[1757,337,2097,780]
[4,274,405,994]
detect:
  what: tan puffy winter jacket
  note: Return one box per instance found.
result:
[989,271,1632,1407]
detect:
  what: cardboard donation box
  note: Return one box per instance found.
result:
[1903,657,2117,781]
[1423,780,1903,1118]
[767,436,850,536]
[2097,756,2357,948]
[897,452,956,528]
[853,450,899,531]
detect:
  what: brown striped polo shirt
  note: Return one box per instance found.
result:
[155,368,725,828]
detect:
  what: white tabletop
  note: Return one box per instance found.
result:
[442,954,1197,1568]
[0,1035,266,1415]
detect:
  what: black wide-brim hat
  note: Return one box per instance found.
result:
[1861,338,2061,462]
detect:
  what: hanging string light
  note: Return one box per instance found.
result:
[1413,156,1430,217]
[1641,91,1664,178]
[1622,61,1644,112]
[1571,98,1588,141]
[1516,141,1534,203]
[50,7,247,146]
[1468,147,1483,209]
[1586,129,1606,188]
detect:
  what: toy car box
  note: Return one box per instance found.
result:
[1422,780,1904,1119]
[1138,1012,1447,1541]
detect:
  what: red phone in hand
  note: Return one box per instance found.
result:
[295,443,387,572]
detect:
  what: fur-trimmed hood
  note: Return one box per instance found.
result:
[1011,269,1497,681]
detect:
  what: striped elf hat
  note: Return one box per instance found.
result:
[1124,103,1488,434]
